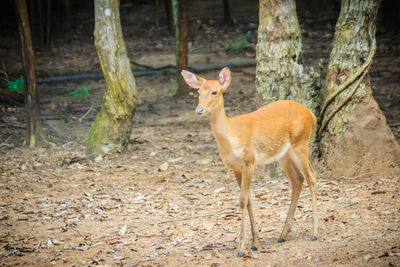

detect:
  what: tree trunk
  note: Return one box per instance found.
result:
[15,0,44,147]
[320,0,400,177]
[256,0,321,177]
[164,0,173,35]
[86,0,138,159]
[256,0,320,112]
[223,0,233,26]
[59,0,72,33]
[172,0,189,95]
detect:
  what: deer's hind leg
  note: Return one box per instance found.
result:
[289,146,318,240]
[277,152,304,242]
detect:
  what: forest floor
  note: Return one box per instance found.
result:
[1,2,400,266]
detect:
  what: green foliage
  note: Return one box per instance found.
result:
[5,76,24,93]
[169,84,178,95]
[68,86,89,99]
[157,96,166,103]
[225,34,251,53]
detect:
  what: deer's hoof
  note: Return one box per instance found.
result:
[277,237,285,243]
[237,252,244,257]
[311,236,317,241]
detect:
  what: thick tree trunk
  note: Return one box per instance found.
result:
[256,0,321,176]
[172,0,189,95]
[320,0,400,177]
[86,0,138,159]
[15,0,43,146]
[256,0,320,113]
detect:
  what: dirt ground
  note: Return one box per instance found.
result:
[1,1,400,266]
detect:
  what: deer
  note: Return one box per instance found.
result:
[181,67,318,257]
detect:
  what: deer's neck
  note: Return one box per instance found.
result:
[210,98,232,141]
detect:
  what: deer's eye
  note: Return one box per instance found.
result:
[211,91,217,96]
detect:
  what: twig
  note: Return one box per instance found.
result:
[79,106,96,122]
[59,141,73,150]
[70,227,91,241]
[388,122,400,127]
[0,135,12,146]
[46,120,64,137]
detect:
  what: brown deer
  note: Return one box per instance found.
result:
[181,67,318,257]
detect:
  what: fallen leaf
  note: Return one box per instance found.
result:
[47,239,55,248]
[199,158,212,165]
[213,187,225,194]
[119,225,127,236]
[168,157,182,163]
[159,162,169,171]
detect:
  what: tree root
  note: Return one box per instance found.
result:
[318,66,370,137]
[318,36,376,138]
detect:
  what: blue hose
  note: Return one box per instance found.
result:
[36,61,255,83]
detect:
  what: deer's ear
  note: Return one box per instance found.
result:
[181,70,205,89]
[219,67,231,91]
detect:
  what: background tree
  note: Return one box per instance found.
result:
[15,0,44,146]
[256,0,320,114]
[222,0,233,26]
[172,0,189,95]
[256,0,320,176]
[319,0,400,177]
[86,0,138,159]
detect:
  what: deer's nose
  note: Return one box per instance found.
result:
[196,107,205,115]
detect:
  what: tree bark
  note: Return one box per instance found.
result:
[15,0,43,146]
[86,0,138,159]
[320,0,400,177]
[256,0,321,176]
[256,0,320,113]
[172,0,189,95]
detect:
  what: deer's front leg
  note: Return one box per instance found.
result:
[234,170,259,253]
[237,162,255,257]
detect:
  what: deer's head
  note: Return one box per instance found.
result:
[181,67,231,116]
